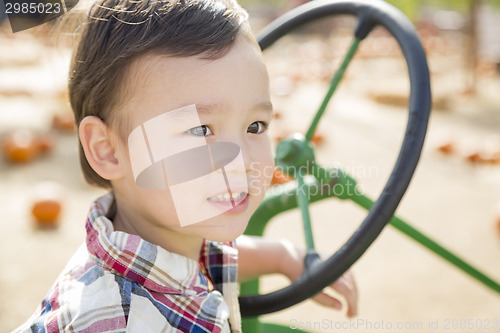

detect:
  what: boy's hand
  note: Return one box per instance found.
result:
[311,269,357,317]
[237,236,358,317]
[279,240,358,318]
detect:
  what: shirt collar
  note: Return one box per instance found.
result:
[85,193,209,296]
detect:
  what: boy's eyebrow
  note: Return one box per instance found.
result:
[195,102,274,114]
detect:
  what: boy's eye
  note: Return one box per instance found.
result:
[247,121,268,134]
[185,125,213,137]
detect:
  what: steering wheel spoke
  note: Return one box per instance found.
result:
[305,36,360,142]
[295,169,315,251]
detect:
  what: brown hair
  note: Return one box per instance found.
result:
[69,0,249,188]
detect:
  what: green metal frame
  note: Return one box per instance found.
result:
[242,165,500,331]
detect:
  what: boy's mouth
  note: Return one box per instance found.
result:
[207,191,246,203]
[206,191,249,213]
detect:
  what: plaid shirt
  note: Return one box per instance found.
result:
[14,194,241,333]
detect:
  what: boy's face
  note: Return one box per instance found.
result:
[112,35,274,242]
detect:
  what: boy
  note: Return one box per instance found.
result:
[15,0,356,332]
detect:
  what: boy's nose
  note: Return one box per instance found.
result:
[210,133,252,170]
[163,142,242,186]
[218,140,253,175]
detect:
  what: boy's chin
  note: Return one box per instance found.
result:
[203,229,248,243]
[195,216,249,243]
[204,235,242,243]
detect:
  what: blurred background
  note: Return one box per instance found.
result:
[1,0,499,332]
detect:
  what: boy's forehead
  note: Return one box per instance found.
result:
[125,32,263,91]
[118,35,268,126]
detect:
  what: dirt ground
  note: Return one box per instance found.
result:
[1,16,499,333]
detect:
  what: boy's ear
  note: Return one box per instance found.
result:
[79,116,124,181]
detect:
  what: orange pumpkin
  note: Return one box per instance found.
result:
[2,130,38,163]
[30,182,64,228]
[35,132,55,155]
[436,141,454,155]
[311,133,325,146]
[52,112,76,132]
[464,151,481,164]
[493,151,500,165]
[31,199,62,227]
[271,168,294,186]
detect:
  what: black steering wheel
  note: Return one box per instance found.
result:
[239,0,431,316]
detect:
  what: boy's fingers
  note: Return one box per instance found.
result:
[330,271,358,317]
[313,292,342,310]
